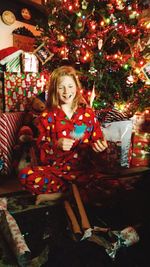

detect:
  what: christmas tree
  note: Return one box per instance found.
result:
[35,0,150,114]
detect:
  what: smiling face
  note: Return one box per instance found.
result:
[46,66,85,110]
[57,75,77,106]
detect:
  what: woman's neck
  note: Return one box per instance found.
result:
[61,103,75,119]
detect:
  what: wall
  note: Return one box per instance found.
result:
[0,19,41,50]
[0,0,46,50]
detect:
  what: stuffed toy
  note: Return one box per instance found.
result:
[16,92,46,145]
[13,93,46,171]
[20,92,46,138]
[17,126,34,144]
[13,126,34,171]
[26,92,46,115]
[13,125,33,172]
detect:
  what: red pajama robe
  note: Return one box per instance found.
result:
[19,105,104,195]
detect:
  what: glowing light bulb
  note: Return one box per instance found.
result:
[69,5,72,11]
[105,18,110,24]
[60,35,65,42]
[100,21,104,26]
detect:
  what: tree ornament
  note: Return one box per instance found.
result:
[87,20,97,32]
[138,9,150,31]
[81,0,88,10]
[126,75,138,86]
[66,24,71,32]
[88,66,97,76]
[107,3,114,13]
[57,34,65,42]
[48,20,55,29]
[35,25,40,31]
[116,0,125,10]
[111,37,117,44]
[110,14,118,25]
[75,17,85,34]
[115,92,120,99]
[98,39,103,50]
[60,46,69,60]
[75,49,81,64]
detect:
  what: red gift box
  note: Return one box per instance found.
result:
[131,132,150,167]
[4,72,46,112]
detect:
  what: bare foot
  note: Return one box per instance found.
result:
[35,192,63,205]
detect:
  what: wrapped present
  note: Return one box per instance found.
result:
[82,226,139,260]
[4,72,46,112]
[0,47,22,66]
[0,47,22,73]
[22,52,39,73]
[102,120,133,168]
[0,72,4,112]
[0,197,31,266]
[95,108,129,123]
[6,191,67,258]
[131,132,150,167]
[6,55,21,73]
[0,112,24,175]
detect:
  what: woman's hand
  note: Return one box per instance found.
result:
[58,138,75,151]
[92,139,108,153]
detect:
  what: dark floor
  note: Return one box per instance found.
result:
[43,167,150,267]
[0,176,22,194]
[0,167,150,267]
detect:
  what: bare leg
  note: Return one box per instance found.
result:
[64,200,82,235]
[35,192,63,205]
[72,183,91,230]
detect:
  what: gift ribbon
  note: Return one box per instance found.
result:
[81,226,139,260]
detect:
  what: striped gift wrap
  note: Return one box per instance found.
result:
[6,56,21,73]
[0,112,24,175]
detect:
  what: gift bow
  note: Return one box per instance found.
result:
[81,226,139,259]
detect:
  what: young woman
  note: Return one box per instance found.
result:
[19,66,108,205]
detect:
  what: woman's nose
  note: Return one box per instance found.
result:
[63,87,69,93]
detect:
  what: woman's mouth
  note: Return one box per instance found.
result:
[63,94,73,99]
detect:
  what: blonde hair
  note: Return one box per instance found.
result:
[46,66,86,110]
